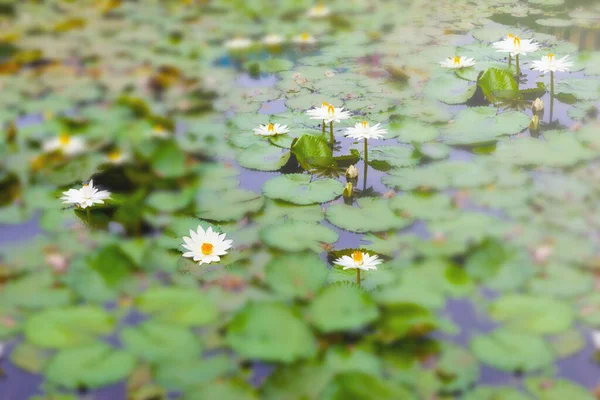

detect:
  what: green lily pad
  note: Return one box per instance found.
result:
[262,174,343,205]
[260,221,338,252]
[135,287,217,327]
[227,302,317,363]
[265,253,328,299]
[236,143,291,171]
[191,379,259,400]
[155,354,236,391]
[435,345,480,392]
[320,371,415,400]
[525,377,595,400]
[326,198,412,233]
[197,188,264,222]
[424,72,477,104]
[388,117,440,143]
[368,146,420,170]
[463,386,533,400]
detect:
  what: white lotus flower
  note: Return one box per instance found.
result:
[106,149,129,165]
[181,225,233,265]
[61,180,111,209]
[43,133,86,156]
[306,102,351,124]
[345,121,387,141]
[531,53,573,73]
[151,125,170,138]
[224,37,253,50]
[346,164,358,179]
[307,4,331,18]
[262,34,285,46]
[440,56,476,69]
[334,251,382,271]
[253,123,289,136]
[532,98,544,112]
[492,34,539,56]
[293,33,317,45]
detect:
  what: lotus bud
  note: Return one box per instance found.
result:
[529,115,539,132]
[345,164,358,180]
[532,98,544,112]
[343,182,353,198]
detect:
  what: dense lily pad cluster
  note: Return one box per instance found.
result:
[1,0,600,399]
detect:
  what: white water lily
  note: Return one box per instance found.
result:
[224,37,253,50]
[440,56,476,69]
[61,180,111,209]
[151,125,170,138]
[43,133,86,156]
[307,4,331,18]
[106,149,129,165]
[253,123,289,136]
[532,98,544,112]
[181,225,233,265]
[345,121,387,140]
[307,102,351,124]
[334,251,382,271]
[346,164,358,179]
[531,53,573,73]
[492,34,539,56]
[262,34,285,46]
[293,32,317,45]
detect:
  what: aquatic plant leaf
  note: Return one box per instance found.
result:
[555,78,600,101]
[236,142,291,171]
[24,306,115,349]
[262,174,343,205]
[190,379,259,400]
[155,355,236,391]
[477,67,520,103]
[308,285,379,333]
[265,253,328,299]
[463,386,533,400]
[260,221,338,252]
[262,362,331,400]
[435,345,480,392]
[121,320,202,362]
[151,140,187,178]
[320,372,415,400]
[10,342,52,374]
[388,117,440,143]
[135,287,217,327]
[471,329,553,372]
[524,377,594,400]
[227,302,317,363]
[291,134,336,169]
[197,188,264,222]
[368,145,419,170]
[424,72,477,104]
[258,199,324,223]
[45,342,136,389]
[528,264,593,298]
[326,197,412,233]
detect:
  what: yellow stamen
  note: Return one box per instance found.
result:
[59,133,70,145]
[352,251,364,265]
[154,124,164,132]
[547,53,554,61]
[301,33,310,41]
[267,123,275,133]
[327,104,335,116]
[201,242,214,255]
[453,56,461,64]
[108,150,121,160]
[321,102,329,107]
[507,33,515,38]
[361,121,369,128]
[513,36,521,48]
[316,4,325,10]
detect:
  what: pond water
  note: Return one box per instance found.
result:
[1,0,600,399]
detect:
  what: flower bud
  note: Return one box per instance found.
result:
[345,164,358,180]
[343,182,353,197]
[529,115,539,132]
[532,98,544,112]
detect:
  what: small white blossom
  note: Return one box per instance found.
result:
[61,180,111,209]
[181,225,233,265]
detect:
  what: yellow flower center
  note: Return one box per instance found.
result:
[453,56,461,64]
[352,251,364,265]
[267,123,275,133]
[508,33,515,38]
[321,102,329,107]
[301,33,310,41]
[201,242,214,255]
[108,150,121,160]
[327,104,335,116]
[59,133,70,145]
[513,36,521,48]
[315,4,325,11]
[361,121,369,128]
[154,124,164,132]
[547,53,554,61]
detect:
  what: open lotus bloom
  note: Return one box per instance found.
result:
[253,123,289,136]
[61,180,111,209]
[181,225,233,265]
[306,102,351,124]
[262,34,285,46]
[531,53,573,73]
[492,34,539,56]
[334,251,382,271]
[43,133,86,156]
[224,37,253,50]
[440,56,476,69]
[293,32,317,45]
[307,4,330,18]
[345,121,387,140]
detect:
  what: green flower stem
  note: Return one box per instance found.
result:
[508,54,512,67]
[550,71,554,123]
[515,54,520,77]
[329,121,334,144]
[357,269,361,286]
[363,139,368,190]
[322,119,325,136]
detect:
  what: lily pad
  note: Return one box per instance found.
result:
[260,221,339,252]
[262,174,343,205]
[326,197,412,233]
[265,253,328,299]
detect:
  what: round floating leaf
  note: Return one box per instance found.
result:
[260,221,338,252]
[151,141,187,178]
[10,342,52,374]
[441,107,530,145]
[368,146,419,170]
[388,118,440,143]
[236,143,291,171]
[525,377,594,400]
[549,329,586,358]
[477,67,520,103]
[197,189,264,222]
[262,174,343,205]
[45,342,136,389]
[261,58,294,72]
[291,134,336,169]
[320,372,415,400]
[576,293,600,327]
[265,253,328,299]
[528,264,593,298]
[488,295,574,334]
[155,354,235,391]
[258,199,324,223]
[423,72,477,104]
[227,302,317,363]
[263,362,331,400]
[121,320,202,362]
[471,329,554,372]
[555,78,600,101]
[191,379,259,400]
[326,197,412,233]
[463,386,533,400]
[389,193,455,220]
[135,287,217,327]
[536,18,572,27]
[435,345,480,392]
[24,306,115,349]
[309,285,379,333]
